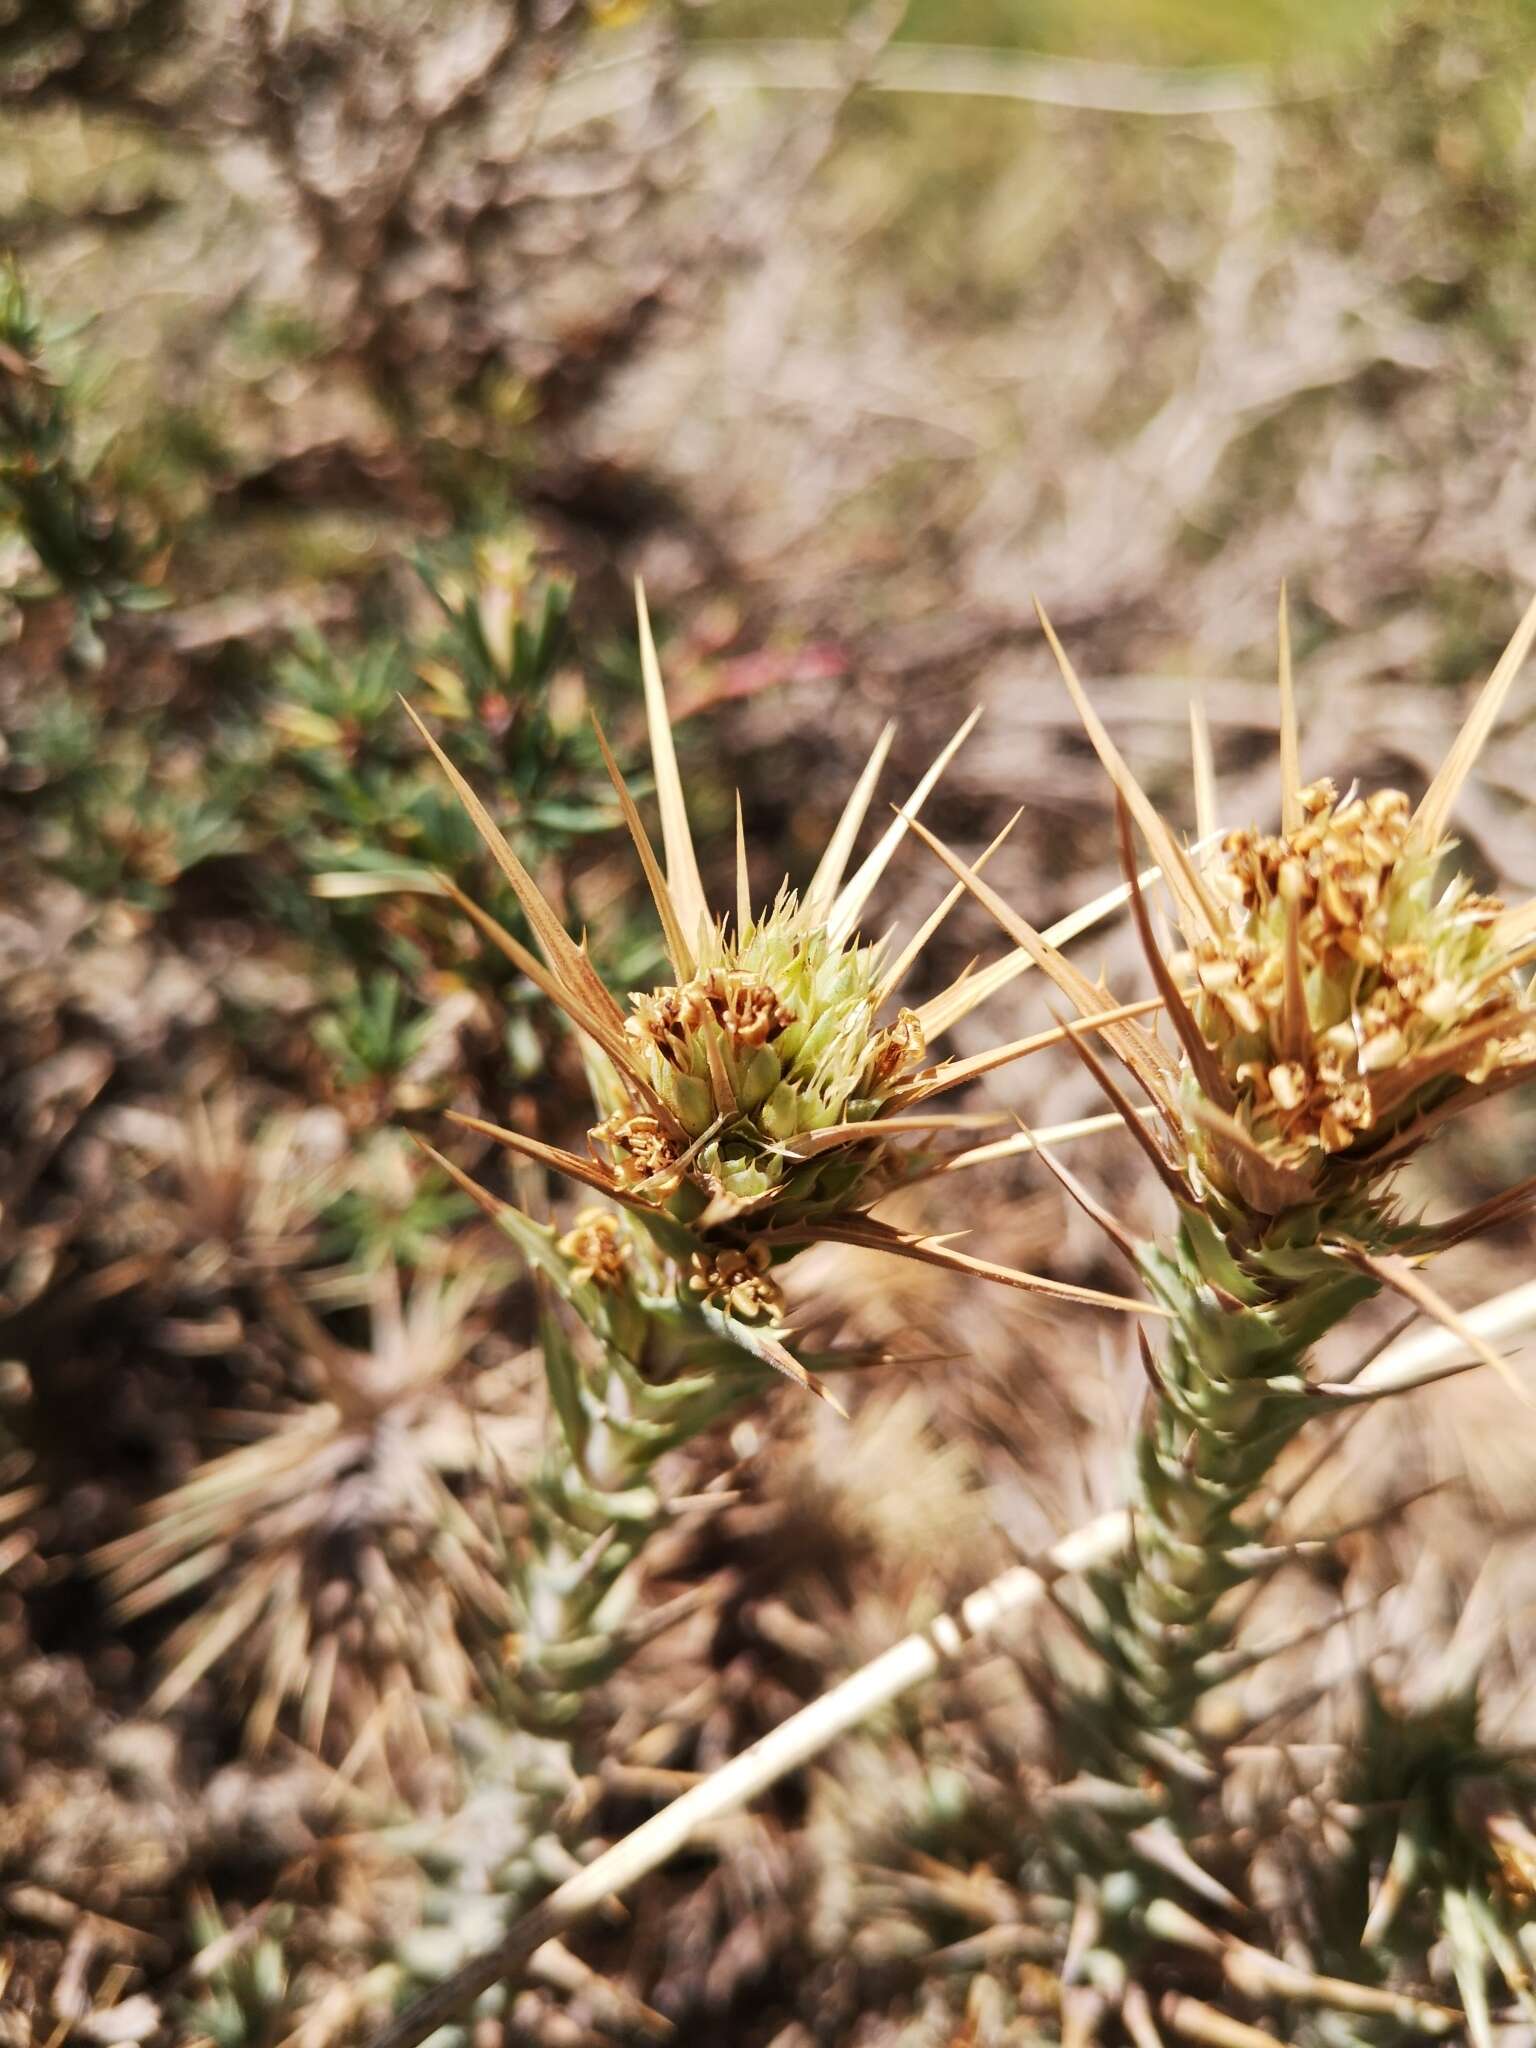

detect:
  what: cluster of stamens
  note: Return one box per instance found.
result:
[589,1110,686,1194]
[626,972,793,1066]
[866,1007,926,1086]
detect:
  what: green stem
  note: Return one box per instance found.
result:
[391,1263,775,2036]
[1073,1202,1376,1795]
[506,1286,766,1733]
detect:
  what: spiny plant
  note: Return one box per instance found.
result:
[319,1127,479,1272]
[1228,1675,1536,2048]
[908,591,1536,2042]
[373,1711,587,2047]
[177,1898,298,2048]
[272,527,602,949]
[0,263,624,1035]
[1342,1683,1536,2042]
[30,730,253,910]
[94,1091,358,1348]
[352,586,1185,2046]
[96,1257,524,1770]
[403,582,1159,1732]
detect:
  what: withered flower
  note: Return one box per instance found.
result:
[1185,772,1536,1185]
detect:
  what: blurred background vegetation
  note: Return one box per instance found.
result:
[4,2,1536,2044]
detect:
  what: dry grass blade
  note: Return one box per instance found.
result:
[400,697,626,1040]
[1120,1982,1167,2048]
[1126,1821,1247,1914]
[444,1110,641,1205]
[1034,596,1219,938]
[1114,796,1232,1109]
[408,1134,515,1225]
[1058,1016,1190,1203]
[591,712,695,979]
[914,1109,1134,1176]
[1315,1275,1536,1400]
[1277,580,1302,834]
[778,1110,1006,1160]
[260,1275,363,1382]
[877,806,1021,1009]
[735,790,751,938]
[905,811,1177,1108]
[1412,587,1536,846]
[806,720,895,916]
[797,1215,1164,1316]
[915,952,1014,1042]
[1333,1244,1532,1404]
[427,885,678,1127]
[1149,1900,1460,2035]
[635,578,711,947]
[915,854,1175,1040]
[749,1326,848,1416]
[1158,1994,1290,2048]
[1189,695,1217,847]
[434,872,564,1008]
[909,996,1168,1102]
[411,1138,626,1261]
[828,706,981,942]
[1420,1170,1536,1253]
[147,1560,283,1712]
[1016,1112,1140,1263]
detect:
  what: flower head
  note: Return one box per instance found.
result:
[687,1243,784,1322]
[556,1206,633,1291]
[909,590,1536,1260]
[597,898,931,1224]
[404,584,1161,1375]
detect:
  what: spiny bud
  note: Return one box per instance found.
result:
[594,897,926,1225]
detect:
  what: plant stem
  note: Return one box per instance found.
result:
[300,1277,1536,2048]
[1076,1208,1375,1784]
[365,1510,1133,2048]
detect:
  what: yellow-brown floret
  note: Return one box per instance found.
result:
[686,1244,784,1322]
[1188,779,1536,1174]
[556,1208,632,1291]
[590,1110,687,1194]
